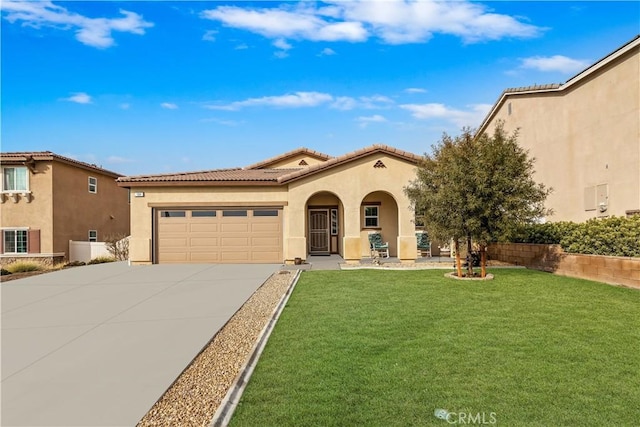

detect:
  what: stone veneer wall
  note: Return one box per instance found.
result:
[488,243,640,289]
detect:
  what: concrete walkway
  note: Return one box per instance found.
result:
[1,262,279,427]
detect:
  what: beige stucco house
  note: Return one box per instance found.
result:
[117,145,422,264]
[1,152,130,265]
[477,35,640,222]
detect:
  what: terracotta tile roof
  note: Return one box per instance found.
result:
[1,151,123,177]
[117,167,299,184]
[117,144,421,187]
[245,147,331,169]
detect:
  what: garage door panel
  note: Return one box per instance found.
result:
[189,252,220,262]
[157,209,282,264]
[190,237,219,247]
[159,223,189,233]
[251,223,281,232]
[221,223,250,233]
[221,251,250,261]
[190,223,219,232]
[251,251,281,261]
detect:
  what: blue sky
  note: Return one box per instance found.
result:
[2,1,638,176]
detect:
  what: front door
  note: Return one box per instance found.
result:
[308,209,330,254]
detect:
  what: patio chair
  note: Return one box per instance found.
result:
[368,232,389,258]
[416,232,432,257]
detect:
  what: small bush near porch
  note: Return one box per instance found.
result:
[230,270,640,426]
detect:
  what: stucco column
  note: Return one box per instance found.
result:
[397,194,417,263]
[342,203,362,263]
[284,204,307,263]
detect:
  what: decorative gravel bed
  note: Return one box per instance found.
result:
[137,270,296,427]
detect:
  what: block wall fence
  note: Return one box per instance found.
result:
[488,243,640,289]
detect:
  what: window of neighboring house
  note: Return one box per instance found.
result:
[88,177,97,193]
[3,229,28,253]
[364,206,379,228]
[89,230,98,242]
[2,167,28,192]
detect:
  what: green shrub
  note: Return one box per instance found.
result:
[509,216,640,257]
[5,261,44,273]
[561,216,640,257]
[88,256,117,265]
[65,260,86,267]
[1,268,11,276]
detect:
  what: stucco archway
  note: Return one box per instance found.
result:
[359,191,399,257]
[304,191,345,256]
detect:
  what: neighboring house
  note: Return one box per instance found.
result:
[477,35,640,222]
[1,152,130,265]
[117,145,422,264]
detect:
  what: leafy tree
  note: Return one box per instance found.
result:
[405,122,551,277]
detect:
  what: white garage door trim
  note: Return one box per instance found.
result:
[155,207,283,264]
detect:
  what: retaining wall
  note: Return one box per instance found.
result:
[488,243,640,289]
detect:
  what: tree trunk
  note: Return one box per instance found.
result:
[466,234,473,277]
[480,244,487,278]
[455,240,462,278]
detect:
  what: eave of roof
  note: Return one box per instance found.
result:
[116,167,300,187]
[476,34,640,136]
[244,147,332,169]
[117,144,422,187]
[0,151,123,177]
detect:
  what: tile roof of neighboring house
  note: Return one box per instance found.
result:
[477,34,640,135]
[244,147,332,169]
[117,144,422,187]
[0,151,123,177]
[117,168,299,185]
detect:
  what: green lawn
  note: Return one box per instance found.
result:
[230,269,640,426]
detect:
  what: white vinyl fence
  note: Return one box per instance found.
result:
[69,240,110,263]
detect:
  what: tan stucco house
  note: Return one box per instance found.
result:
[117,145,422,264]
[478,35,640,222]
[1,152,130,265]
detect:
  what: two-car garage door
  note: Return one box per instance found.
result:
[157,208,283,263]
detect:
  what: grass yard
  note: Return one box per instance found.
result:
[230,269,640,426]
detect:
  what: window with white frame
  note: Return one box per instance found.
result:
[89,230,98,242]
[2,167,28,192]
[364,205,379,228]
[88,176,97,193]
[3,229,28,253]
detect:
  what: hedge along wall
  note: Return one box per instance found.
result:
[488,243,640,289]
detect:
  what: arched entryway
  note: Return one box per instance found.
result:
[305,191,344,256]
[360,191,399,257]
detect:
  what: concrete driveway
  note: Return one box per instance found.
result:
[1,262,280,427]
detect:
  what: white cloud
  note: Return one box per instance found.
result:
[235,43,249,50]
[202,30,218,42]
[356,114,387,128]
[318,47,337,56]
[400,103,492,128]
[520,55,590,73]
[273,38,292,50]
[201,4,367,42]
[63,92,92,104]
[331,95,394,110]
[119,103,131,110]
[205,91,334,111]
[2,0,153,48]
[405,87,427,94]
[161,102,178,109]
[201,1,543,46]
[273,38,292,58]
